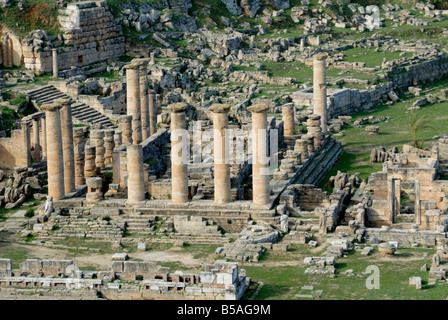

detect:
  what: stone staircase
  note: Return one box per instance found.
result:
[124,216,154,235]
[51,217,125,240]
[27,85,115,129]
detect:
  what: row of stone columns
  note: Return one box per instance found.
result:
[125,59,158,144]
[167,102,271,206]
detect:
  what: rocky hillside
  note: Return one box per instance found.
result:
[1,0,447,41]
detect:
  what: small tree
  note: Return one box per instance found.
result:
[406,112,435,148]
[25,209,35,218]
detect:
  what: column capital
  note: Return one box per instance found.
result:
[313,53,328,61]
[124,62,141,70]
[41,103,62,112]
[54,98,71,106]
[168,102,188,113]
[132,58,150,67]
[247,103,269,114]
[209,103,230,114]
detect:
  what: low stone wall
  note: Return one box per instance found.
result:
[0,259,246,300]
[294,54,448,118]
[365,228,447,247]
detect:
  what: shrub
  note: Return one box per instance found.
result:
[25,209,34,218]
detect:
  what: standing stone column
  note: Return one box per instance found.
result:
[395,179,401,216]
[104,129,115,165]
[42,103,64,200]
[294,138,308,162]
[125,63,142,144]
[248,103,270,206]
[73,127,85,186]
[127,144,145,202]
[303,134,315,156]
[84,145,97,178]
[282,103,295,136]
[313,53,328,134]
[18,121,31,167]
[169,103,189,203]
[52,48,58,78]
[57,98,75,193]
[119,150,128,190]
[149,90,157,135]
[136,59,150,140]
[91,130,105,171]
[114,130,122,150]
[118,115,133,144]
[210,104,231,204]
[415,180,421,225]
[387,177,395,225]
[307,114,323,149]
[32,118,40,162]
[40,116,47,160]
[112,150,121,185]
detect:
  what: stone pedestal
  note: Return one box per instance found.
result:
[57,98,75,193]
[210,104,231,204]
[73,127,85,186]
[169,103,189,203]
[118,115,133,145]
[86,177,103,203]
[248,103,270,206]
[313,53,328,134]
[125,63,142,144]
[282,103,295,136]
[127,144,145,202]
[42,103,65,200]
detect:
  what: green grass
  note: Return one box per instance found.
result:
[0,246,34,269]
[0,105,20,135]
[0,0,60,37]
[342,47,413,69]
[321,82,448,183]
[242,247,446,300]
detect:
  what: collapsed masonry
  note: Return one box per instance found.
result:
[0,258,246,300]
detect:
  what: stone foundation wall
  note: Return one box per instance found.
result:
[21,1,125,74]
[0,124,30,169]
[365,228,447,247]
[0,259,246,300]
